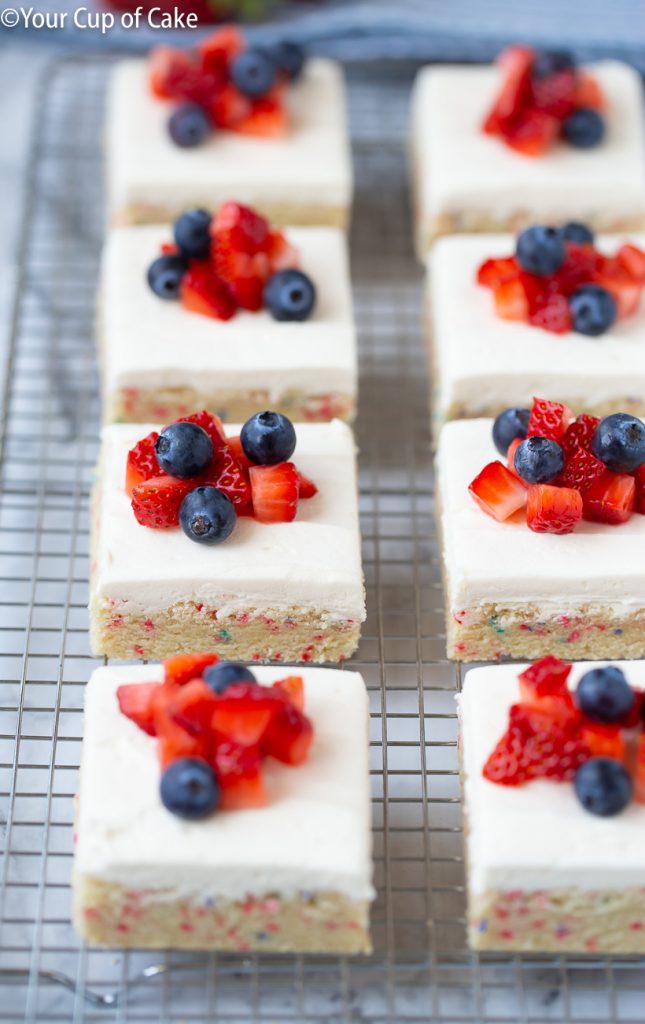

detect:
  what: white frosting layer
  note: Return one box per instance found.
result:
[459,661,645,893]
[76,664,374,902]
[93,421,365,621]
[411,61,645,228]
[106,59,352,217]
[101,226,357,400]
[428,234,645,419]
[436,418,645,612]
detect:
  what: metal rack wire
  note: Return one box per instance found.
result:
[1,54,645,1023]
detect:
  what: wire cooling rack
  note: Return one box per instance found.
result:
[1,54,645,1024]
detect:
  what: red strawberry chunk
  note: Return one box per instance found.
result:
[468,461,528,522]
[148,47,193,99]
[559,447,606,493]
[503,108,560,157]
[153,689,209,768]
[582,472,635,524]
[266,230,301,273]
[483,727,528,785]
[210,682,276,746]
[518,656,572,700]
[212,740,267,809]
[560,414,601,459]
[180,261,237,321]
[530,68,577,119]
[529,292,572,333]
[573,72,605,111]
[271,675,305,711]
[125,430,160,498]
[177,410,226,449]
[164,651,219,687]
[550,243,603,296]
[212,247,270,311]
[634,734,645,803]
[116,682,161,736]
[492,277,529,320]
[616,243,645,283]
[235,95,288,138]
[527,398,574,442]
[262,701,313,765]
[203,446,252,510]
[506,437,525,479]
[131,475,192,529]
[579,722,626,761]
[513,704,590,781]
[482,44,534,134]
[198,26,245,76]
[212,201,270,255]
[226,435,251,474]
[477,255,519,289]
[297,472,318,499]
[595,267,643,318]
[250,462,300,523]
[208,83,252,130]
[526,484,583,534]
[634,464,645,515]
[169,678,219,736]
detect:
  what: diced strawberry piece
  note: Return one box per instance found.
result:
[550,243,603,296]
[210,682,276,746]
[262,701,313,765]
[477,255,520,289]
[125,430,160,498]
[595,269,643,318]
[211,201,270,255]
[226,434,251,469]
[160,241,180,255]
[527,398,574,442]
[468,461,528,522]
[203,446,252,510]
[169,678,219,736]
[265,230,301,273]
[503,109,560,157]
[148,47,192,99]
[529,292,572,333]
[198,26,245,76]
[180,260,237,321]
[506,437,524,478]
[634,734,645,803]
[177,410,227,449]
[579,722,626,761]
[559,447,606,493]
[518,656,572,700]
[250,462,300,523]
[483,727,528,785]
[271,675,305,711]
[511,704,590,781]
[212,246,270,311]
[530,68,577,119]
[616,243,645,283]
[560,414,601,459]
[483,44,534,134]
[116,682,161,736]
[131,475,192,529]
[573,71,605,111]
[493,277,529,320]
[634,464,645,515]
[211,740,267,809]
[164,651,219,687]
[235,96,288,137]
[526,484,583,534]
[621,688,644,728]
[582,472,635,524]
[153,687,209,768]
[297,472,318,499]
[208,82,252,130]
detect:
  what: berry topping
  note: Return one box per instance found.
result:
[203,661,257,693]
[492,407,530,456]
[180,260,237,321]
[531,49,575,78]
[592,413,645,472]
[164,651,219,687]
[116,682,161,736]
[160,757,220,820]
[516,225,565,276]
[559,221,594,245]
[563,106,605,148]
[230,47,277,98]
[250,462,300,523]
[582,471,636,524]
[575,666,635,724]
[270,40,306,81]
[468,461,528,522]
[560,414,601,459]
[240,411,297,465]
[574,757,632,816]
[147,253,188,300]
[173,208,212,260]
[514,436,564,484]
[168,103,212,148]
[155,421,213,479]
[125,430,160,497]
[264,269,316,322]
[527,398,573,443]
[179,486,237,545]
[213,200,269,254]
[517,655,572,704]
[558,446,606,493]
[526,483,583,534]
[568,283,617,336]
[132,476,192,529]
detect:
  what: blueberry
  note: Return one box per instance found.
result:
[264,269,316,322]
[531,49,575,79]
[155,422,213,479]
[591,413,645,472]
[179,487,237,545]
[174,208,212,260]
[492,407,530,456]
[574,757,632,817]
[240,411,297,465]
[569,284,616,337]
[160,757,219,820]
[203,661,257,694]
[516,225,566,277]
[514,436,564,484]
[231,48,276,98]
[270,40,306,80]
[168,103,212,148]
[575,665,635,723]
[147,253,188,300]
[559,222,594,245]
[563,107,605,149]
